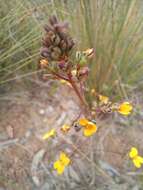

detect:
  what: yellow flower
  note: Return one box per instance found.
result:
[83,121,97,137]
[99,95,109,104]
[42,129,56,140]
[79,118,89,126]
[118,102,133,116]
[61,124,71,133]
[129,147,143,168]
[133,156,143,168]
[53,160,65,175]
[53,152,70,175]
[59,152,70,166]
[129,147,138,159]
[78,118,97,137]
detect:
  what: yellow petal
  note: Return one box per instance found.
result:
[118,102,133,116]
[53,160,65,175]
[137,156,143,164]
[57,165,65,175]
[42,129,56,140]
[60,152,70,166]
[99,95,109,104]
[129,147,138,159]
[133,157,142,168]
[61,124,71,133]
[53,160,61,169]
[83,122,97,137]
[78,118,89,126]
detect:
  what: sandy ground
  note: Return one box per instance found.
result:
[0,79,143,190]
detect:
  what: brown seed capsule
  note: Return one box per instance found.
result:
[51,51,60,60]
[42,36,52,47]
[53,35,60,46]
[60,40,67,51]
[40,15,74,62]
[53,47,62,56]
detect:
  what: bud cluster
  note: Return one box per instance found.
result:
[41,15,74,62]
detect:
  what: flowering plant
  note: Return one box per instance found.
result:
[38,16,135,175]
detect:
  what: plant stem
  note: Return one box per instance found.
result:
[68,73,88,109]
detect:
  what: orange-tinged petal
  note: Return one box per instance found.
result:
[61,124,71,133]
[118,102,133,116]
[83,122,97,137]
[79,118,89,126]
[129,147,138,159]
[40,59,48,68]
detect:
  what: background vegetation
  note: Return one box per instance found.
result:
[1,0,143,99]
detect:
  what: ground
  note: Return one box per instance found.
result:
[0,79,143,190]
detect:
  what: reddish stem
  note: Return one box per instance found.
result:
[67,73,88,108]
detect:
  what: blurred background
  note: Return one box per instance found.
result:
[1,0,143,97]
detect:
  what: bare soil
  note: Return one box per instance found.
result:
[0,80,143,190]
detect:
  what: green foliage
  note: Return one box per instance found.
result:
[0,0,143,98]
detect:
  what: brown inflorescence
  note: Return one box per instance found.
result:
[41,15,74,63]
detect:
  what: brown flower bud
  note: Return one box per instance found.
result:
[59,40,67,51]
[40,47,50,58]
[42,37,51,47]
[40,15,74,62]
[53,47,62,56]
[51,51,60,60]
[78,66,89,81]
[49,15,58,26]
[53,35,60,45]
[44,25,53,32]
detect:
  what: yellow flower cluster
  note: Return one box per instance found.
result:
[129,147,143,168]
[53,152,71,174]
[118,102,133,116]
[78,118,97,137]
